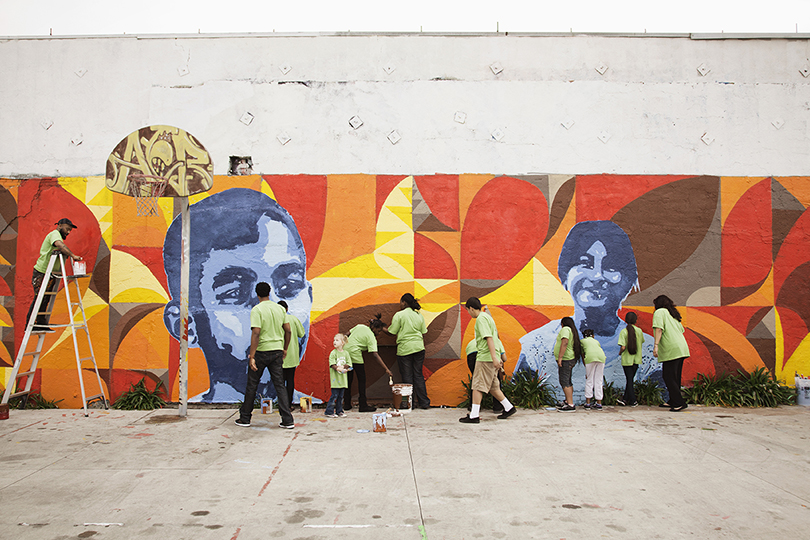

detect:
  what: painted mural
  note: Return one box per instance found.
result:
[1,174,808,408]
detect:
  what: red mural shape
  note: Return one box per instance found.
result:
[415,175,460,230]
[414,233,458,279]
[722,178,772,290]
[460,177,548,280]
[774,210,810,298]
[15,181,102,345]
[264,175,328,271]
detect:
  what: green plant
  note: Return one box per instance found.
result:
[634,378,664,406]
[9,392,62,409]
[601,378,621,406]
[683,368,795,407]
[112,378,167,410]
[502,370,557,409]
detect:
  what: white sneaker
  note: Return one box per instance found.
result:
[325,413,338,418]
[338,412,347,418]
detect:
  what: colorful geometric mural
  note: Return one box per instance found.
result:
[1,174,807,407]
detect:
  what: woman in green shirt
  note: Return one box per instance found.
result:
[555,316,582,412]
[617,311,643,406]
[652,295,690,412]
[343,315,394,412]
[388,293,430,409]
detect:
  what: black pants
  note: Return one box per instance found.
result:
[345,363,370,409]
[662,357,686,408]
[397,350,430,408]
[26,269,59,328]
[283,367,296,407]
[239,350,293,425]
[622,364,639,404]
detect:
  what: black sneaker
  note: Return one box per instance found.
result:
[593,403,603,410]
[279,422,294,429]
[459,415,480,424]
[557,403,576,412]
[616,399,626,406]
[358,405,377,412]
[670,404,688,412]
[497,407,517,419]
[234,418,251,427]
[583,402,593,410]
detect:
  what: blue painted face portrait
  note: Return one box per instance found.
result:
[558,220,638,324]
[163,188,313,402]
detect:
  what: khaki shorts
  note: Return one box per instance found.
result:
[472,361,500,393]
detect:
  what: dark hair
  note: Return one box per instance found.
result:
[400,293,421,311]
[653,295,681,322]
[560,316,582,361]
[163,188,305,301]
[278,300,289,311]
[582,328,594,338]
[255,282,271,298]
[369,313,385,330]
[557,220,638,291]
[624,311,638,355]
[465,297,482,310]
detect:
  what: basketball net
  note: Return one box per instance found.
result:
[128,174,168,216]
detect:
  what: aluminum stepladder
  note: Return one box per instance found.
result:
[1,252,108,416]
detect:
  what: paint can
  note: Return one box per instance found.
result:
[261,398,273,414]
[372,412,387,432]
[796,376,810,406]
[299,396,312,413]
[72,260,86,275]
[391,383,413,413]
[0,403,8,420]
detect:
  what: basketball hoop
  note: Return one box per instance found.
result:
[128,174,168,216]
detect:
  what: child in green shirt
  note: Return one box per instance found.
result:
[326,334,352,418]
[581,329,607,410]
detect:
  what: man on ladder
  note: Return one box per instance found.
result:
[26,218,82,332]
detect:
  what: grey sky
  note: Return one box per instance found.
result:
[2,0,809,36]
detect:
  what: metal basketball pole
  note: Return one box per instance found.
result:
[178,196,190,416]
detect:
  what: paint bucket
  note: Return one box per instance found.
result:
[299,396,312,413]
[372,412,387,432]
[261,398,273,414]
[391,383,413,413]
[0,403,8,420]
[796,377,810,406]
[72,260,86,275]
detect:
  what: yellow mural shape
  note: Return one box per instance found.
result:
[109,249,170,303]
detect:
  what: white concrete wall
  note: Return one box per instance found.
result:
[1,33,809,177]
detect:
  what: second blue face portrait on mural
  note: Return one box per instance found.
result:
[162,188,313,402]
[516,220,661,401]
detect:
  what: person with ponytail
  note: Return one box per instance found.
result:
[555,316,582,412]
[388,293,430,409]
[343,314,394,412]
[617,311,643,406]
[652,295,690,412]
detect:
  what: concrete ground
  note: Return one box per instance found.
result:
[1,404,809,540]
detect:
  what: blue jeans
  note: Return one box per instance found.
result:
[326,388,345,415]
[239,350,293,425]
[397,350,430,408]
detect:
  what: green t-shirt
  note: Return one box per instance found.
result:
[553,326,576,361]
[652,308,690,362]
[344,324,378,365]
[388,307,427,356]
[249,301,288,352]
[282,313,306,368]
[618,325,644,366]
[329,349,352,388]
[581,336,606,364]
[466,337,505,358]
[474,312,502,362]
[34,230,63,273]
